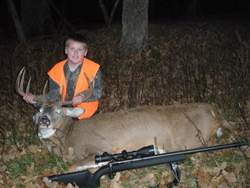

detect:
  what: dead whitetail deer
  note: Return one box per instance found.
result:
[16,67,227,172]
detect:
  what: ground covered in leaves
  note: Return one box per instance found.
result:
[1,20,250,187]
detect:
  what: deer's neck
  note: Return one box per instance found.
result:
[41,117,75,159]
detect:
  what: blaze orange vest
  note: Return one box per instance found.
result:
[47,58,100,119]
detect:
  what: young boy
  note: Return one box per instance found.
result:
[23,34,103,119]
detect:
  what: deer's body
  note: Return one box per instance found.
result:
[37,103,221,172]
[16,67,223,172]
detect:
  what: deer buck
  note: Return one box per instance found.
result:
[16,67,225,172]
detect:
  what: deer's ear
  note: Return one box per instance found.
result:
[65,108,85,117]
[33,112,40,124]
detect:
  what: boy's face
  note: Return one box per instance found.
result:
[65,39,88,65]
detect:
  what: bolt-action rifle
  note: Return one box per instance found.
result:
[47,141,248,188]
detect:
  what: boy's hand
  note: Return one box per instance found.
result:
[72,95,84,106]
[23,93,37,104]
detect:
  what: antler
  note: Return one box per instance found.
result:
[60,72,94,106]
[16,67,93,106]
[15,67,46,103]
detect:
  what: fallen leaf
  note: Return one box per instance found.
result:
[27,162,35,173]
[42,169,53,177]
[141,173,155,185]
[110,172,121,188]
[43,177,60,188]
[24,175,38,184]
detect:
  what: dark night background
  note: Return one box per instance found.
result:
[1,0,250,35]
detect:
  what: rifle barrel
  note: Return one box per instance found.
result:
[108,141,248,164]
[155,141,248,158]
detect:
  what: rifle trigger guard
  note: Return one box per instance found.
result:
[108,162,115,179]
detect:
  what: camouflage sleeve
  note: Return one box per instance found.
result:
[47,77,61,101]
[78,69,103,102]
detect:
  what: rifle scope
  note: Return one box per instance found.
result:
[95,145,155,163]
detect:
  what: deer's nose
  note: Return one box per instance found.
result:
[40,115,50,126]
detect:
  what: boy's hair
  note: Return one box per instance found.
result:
[65,34,88,49]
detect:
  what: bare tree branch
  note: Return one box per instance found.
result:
[99,0,120,27]
[50,0,76,31]
[109,0,120,25]
[99,0,109,24]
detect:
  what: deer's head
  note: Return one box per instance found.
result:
[16,67,93,138]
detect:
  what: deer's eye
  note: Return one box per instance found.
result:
[39,108,44,113]
[55,109,62,114]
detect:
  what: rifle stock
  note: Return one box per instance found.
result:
[47,141,248,188]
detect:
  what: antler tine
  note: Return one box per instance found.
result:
[20,68,25,92]
[33,80,46,102]
[15,67,43,103]
[26,77,31,93]
[60,72,94,106]
[34,80,48,103]
[82,72,94,102]
[59,86,72,106]
[15,67,26,96]
[43,81,48,96]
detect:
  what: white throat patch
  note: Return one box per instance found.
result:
[38,129,56,139]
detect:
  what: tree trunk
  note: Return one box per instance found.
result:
[120,0,149,58]
[187,0,198,17]
[5,0,26,42]
[21,0,52,39]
